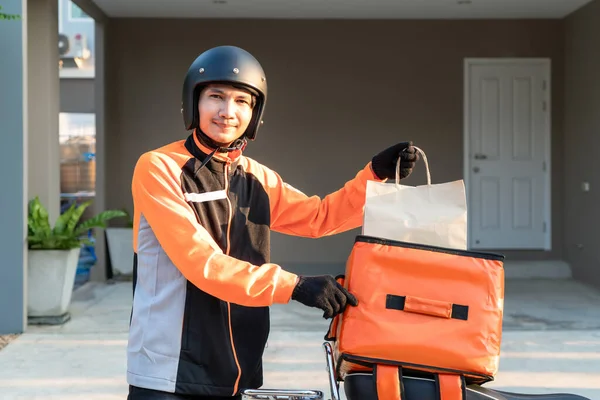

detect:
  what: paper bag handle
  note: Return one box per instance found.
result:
[395,146,431,187]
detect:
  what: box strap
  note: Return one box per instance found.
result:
[374,366,466,400]
[436,373,467,400]
[374,364,406,400]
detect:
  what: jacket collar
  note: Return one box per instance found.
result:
[184,131,242,173]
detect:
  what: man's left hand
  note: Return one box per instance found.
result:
[371,141,419,180]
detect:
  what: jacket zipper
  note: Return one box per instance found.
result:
[224,162,242,395]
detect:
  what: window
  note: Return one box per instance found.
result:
[69,1,92,21]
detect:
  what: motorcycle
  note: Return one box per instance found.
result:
[241,342,591,400]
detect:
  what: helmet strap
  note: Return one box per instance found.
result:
[195,128,247,153]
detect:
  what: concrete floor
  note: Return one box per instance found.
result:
[0,278,599,399]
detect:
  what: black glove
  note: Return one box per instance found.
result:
[291,275,358,319]
[371,141,419,180]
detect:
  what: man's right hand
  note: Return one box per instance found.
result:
[291,275,358,319]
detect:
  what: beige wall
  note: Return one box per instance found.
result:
[565,0,600,288]
[104,19,565,273]
[28,0,61,225]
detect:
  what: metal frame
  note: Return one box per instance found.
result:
[241,342,340,400]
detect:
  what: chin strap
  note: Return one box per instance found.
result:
[194,129,248,171]
[195,129,247,153]
[226,137,248,152]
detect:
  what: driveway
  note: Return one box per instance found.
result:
[0,278,598,399]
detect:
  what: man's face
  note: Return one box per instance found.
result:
[198,83,254,146]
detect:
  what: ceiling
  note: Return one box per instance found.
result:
[90,0,594,19]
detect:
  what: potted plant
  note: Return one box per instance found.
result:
[27,196,127,324]
[105,209,135,276]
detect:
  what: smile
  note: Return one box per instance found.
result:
[214,122,237,129]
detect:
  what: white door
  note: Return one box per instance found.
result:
[464,59,550,250]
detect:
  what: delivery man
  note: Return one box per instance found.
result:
[127,45,418,399]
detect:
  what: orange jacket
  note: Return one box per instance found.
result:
[127,131,382,396]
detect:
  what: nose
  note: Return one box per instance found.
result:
[219,98,236,119]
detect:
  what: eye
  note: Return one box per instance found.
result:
[209,94,222,99]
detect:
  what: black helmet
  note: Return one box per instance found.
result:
[182,45,268,141]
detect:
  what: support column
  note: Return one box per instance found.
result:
[0,0,27,334]
[90,21,107,282]
[28,0,61,225]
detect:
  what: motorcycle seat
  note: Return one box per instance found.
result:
[343,372,590,400]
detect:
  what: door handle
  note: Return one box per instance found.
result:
[473,167,480,173]
[474,154,487,160]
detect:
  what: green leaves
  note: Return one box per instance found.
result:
[27,196,128,250]
[0,5,21,21]
[74,209,129,236]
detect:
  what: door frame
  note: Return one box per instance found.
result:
[463,58,552,251]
